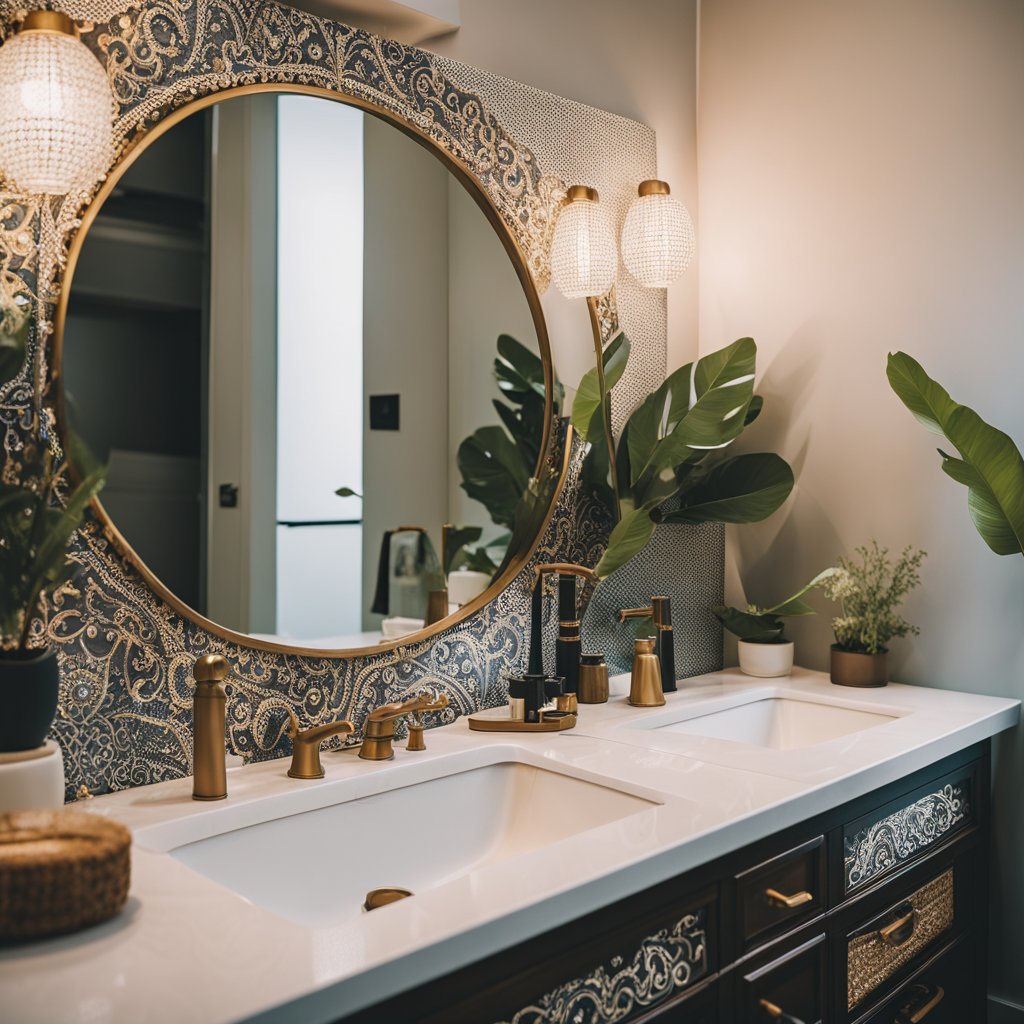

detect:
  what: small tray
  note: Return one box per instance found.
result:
[467,709,577,733]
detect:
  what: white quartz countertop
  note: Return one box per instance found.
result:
[0,668,1017,1024]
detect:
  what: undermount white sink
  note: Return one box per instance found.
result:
[646,697,896,750]
[165,762,656,928]
[630,696,897,753]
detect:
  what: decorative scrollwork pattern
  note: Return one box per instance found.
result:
[844,779,971,891]
[501,908,708,1024]
[0,0,718,806]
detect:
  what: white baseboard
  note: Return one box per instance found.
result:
[989,995,1024,1023]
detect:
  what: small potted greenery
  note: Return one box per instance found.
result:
[822,542,925,687]
[1,312,105,752]
[712,569,837,678]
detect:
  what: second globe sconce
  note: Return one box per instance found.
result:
[551,179,695,298]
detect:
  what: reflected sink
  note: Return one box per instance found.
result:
[651,697,895,750]
[168,763,656,928]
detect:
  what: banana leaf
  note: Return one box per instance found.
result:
[887,351,1024,556]
[661,453,793,525]
[571,332,629,443]
[711,606,785,643]
[457,425,530,531]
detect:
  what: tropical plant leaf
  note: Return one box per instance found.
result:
[443,525,483,574]
[334,486,362,499]
[763,567,839,616]
[457,426,530,531]
[496,334,546,400]
[744,395,764,426]
[571,332,629,441]
[711,605,785,642]
[644,338,757,477]
[888,351,1024,556]
[594,501,660,579]
[662,452,793,525]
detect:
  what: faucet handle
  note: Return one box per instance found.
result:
[285,710,355,779]
[404,688,448,752]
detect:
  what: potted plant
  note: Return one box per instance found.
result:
[712,568,837,677]
[822,542,925,687]
[0,312,105,752]
[572,334,794,578]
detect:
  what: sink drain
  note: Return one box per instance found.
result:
[363,886,414,912]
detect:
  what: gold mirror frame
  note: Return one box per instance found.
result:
[52,82,560,660]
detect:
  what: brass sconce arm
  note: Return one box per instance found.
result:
[618,605,654,623]
[286,710,355,779]
[359,689,449,761]
[533,562,599,584]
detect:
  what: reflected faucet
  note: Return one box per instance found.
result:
[359,688,449,761]
[285,710,355,779]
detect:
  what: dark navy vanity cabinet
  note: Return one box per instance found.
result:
[340,742,989,1024]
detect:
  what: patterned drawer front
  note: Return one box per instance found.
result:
[844,772,972,893]
[847,869,954,1011]
[499,906,709,1024]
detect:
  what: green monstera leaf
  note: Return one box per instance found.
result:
[888,351,1024,556]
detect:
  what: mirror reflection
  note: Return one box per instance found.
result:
[62,91,554,649]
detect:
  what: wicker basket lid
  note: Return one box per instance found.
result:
[0,809,132,941]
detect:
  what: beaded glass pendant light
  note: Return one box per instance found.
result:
[621,180,695,289]
[0,11,113,195]
[550,185,617,299]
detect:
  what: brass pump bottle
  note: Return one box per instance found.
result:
[192,654,229,801]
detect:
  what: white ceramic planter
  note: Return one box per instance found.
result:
[737,640,795,678]
[0,740,65,812]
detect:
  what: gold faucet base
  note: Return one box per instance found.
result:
[467,710,577,733]
[287,767,325,780]
[191,793,227,801]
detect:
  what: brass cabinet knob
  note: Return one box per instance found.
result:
[765,887,814,909]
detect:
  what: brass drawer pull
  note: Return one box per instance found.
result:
[900,984,945,1022]
[765,887,814,909]
[879,907,917,946]
[759,999,805,1023]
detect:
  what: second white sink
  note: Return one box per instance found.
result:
[166,761,656,929]
[655,697,896,750]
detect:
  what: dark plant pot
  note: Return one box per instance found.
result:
[0,648,60,752]
[830,645,888,688]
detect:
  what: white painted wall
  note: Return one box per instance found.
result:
[206,95,278,634]
[698,0,1024,1005]
[446,177,537,535]
[361,115,450,629]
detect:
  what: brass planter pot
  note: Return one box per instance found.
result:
[830,645,888,688]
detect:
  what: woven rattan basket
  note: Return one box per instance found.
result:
[0,809,131,941]
[847,868,954,1009]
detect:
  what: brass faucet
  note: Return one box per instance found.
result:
[285,710,355,779]
[359,688,449,761]
[193,654,229,801]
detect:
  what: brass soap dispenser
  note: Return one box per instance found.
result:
[192,654,229,801]
[628,637,666,707]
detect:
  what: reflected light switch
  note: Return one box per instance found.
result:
[369,394,400,431]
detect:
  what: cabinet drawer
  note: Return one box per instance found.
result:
[736,931,827,1024]
[632,977,717,1023]
[737,836,825,951]
[859,936,974,1023]
[843,767,973,895]
[846,868,954,1013]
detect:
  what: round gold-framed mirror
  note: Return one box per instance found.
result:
[52,83,560,659]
